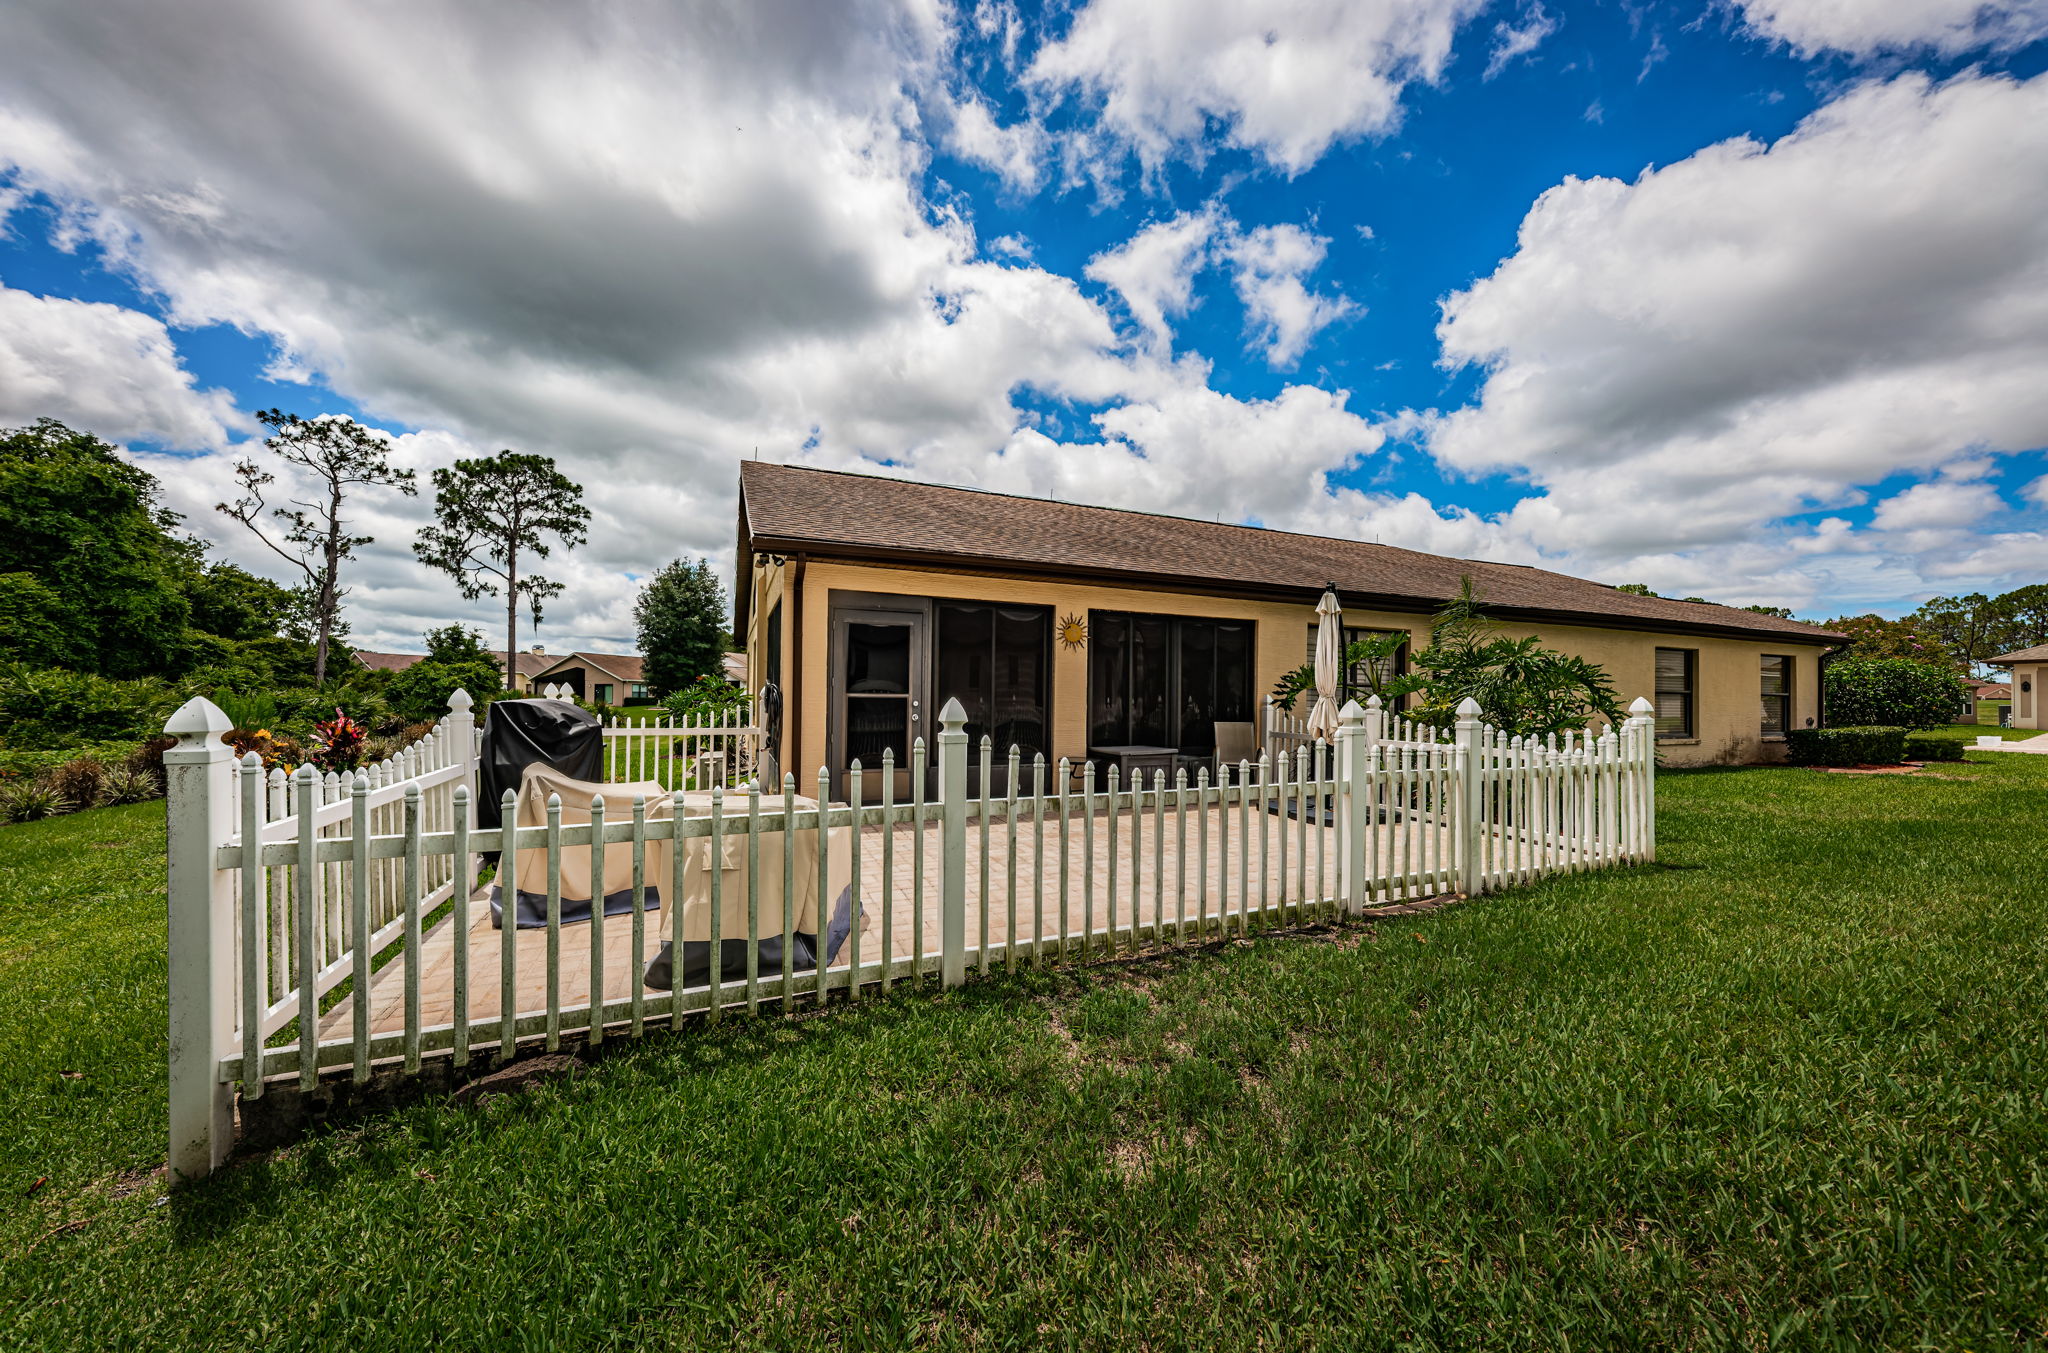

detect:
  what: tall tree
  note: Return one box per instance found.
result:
[1992,583,2048,651]
[634,557,730,699]
[1907,593,2004,672]
[217,410,417,683]
[413,451,590,691]
[1823,613,1948,665]
[0,419,194,677]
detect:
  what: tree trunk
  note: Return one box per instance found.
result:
[505,549,519,694]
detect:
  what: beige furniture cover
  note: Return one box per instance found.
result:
[511,767,851,942]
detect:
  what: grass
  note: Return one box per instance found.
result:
[2,751,2045,1349]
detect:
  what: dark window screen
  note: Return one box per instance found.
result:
[1655,648,1695,739]
[1090,610,1254,752]
[935,602,1050,761]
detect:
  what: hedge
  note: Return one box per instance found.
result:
[1903,734,1965,763]
[1784,726,1906,767]
[1823,657,1968,729]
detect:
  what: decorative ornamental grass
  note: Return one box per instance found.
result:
[2,740,2043,1350]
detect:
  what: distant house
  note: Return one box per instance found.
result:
[1988,646,2046,729]
[1963,680,2011,725]
[533,651,649,706]
[722,651,748,687]
[350,645,557,693]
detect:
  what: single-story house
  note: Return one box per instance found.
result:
[1963,680,2012,725]
[1989,647,2046,729]
[351,646,557,692]
[533,652,650,706]
[733,463,1846,795]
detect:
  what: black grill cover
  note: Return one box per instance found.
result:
[476,698,603,832]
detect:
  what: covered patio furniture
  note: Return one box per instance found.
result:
[477,696,603,833]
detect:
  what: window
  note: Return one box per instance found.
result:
[1654,649,1694,739]
[1760,655,1791,738]
[933,602,1051,762]
[594,682,614,706]
[1306,625,1408,705]
[1089,611,1253,754]
[630,683,649,700]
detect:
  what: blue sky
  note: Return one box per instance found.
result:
[2,0,2046,652]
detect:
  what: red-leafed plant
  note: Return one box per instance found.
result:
[311,708,368,774]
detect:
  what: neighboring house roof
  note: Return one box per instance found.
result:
[352,649,555,678]
[1972,681,2012,699]
[722,651,747,686]
[1990,645,2048,665]
[352,650,427,672]
[535,651,646,684]
[737,463,1847,646]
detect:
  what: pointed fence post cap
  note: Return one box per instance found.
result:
[1628,697,1655,716]
[1364,694,1383,710]
[447,688,473,713]
[938,696,969,730]
[164,696,232,740]
[1338,699,1366,723]
[1455,697,1484,719]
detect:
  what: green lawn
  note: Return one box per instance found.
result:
[2,752,2044,1350]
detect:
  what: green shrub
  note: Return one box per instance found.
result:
[99,765,160,804]
[1784,725,1906,767]
[0,779,71,823]
[1823,657,1967,729]
[212,688,281,732]
[0,665,179,747]
[660,674,748,724]
[1903,734,1965,762]
[384,656,502,724]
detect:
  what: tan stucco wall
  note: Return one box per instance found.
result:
[748,557,1826,773]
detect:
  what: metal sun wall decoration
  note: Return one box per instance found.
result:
[1057,613,1087,650]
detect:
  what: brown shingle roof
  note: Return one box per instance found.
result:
[1991,644,2048,664]
[352,650,426,672]
[353,649,555,678]
[537,652,645,683]
[740,463,1845,645]
[1973,681,2012,698]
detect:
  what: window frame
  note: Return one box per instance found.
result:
[1759,654,1792,741]
[1088,609,1256,754]
[1654,647,1696,741]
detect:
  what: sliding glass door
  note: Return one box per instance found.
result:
[934,601,1051,793]
[1088,610,1253,756]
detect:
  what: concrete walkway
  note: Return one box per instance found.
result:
[1973,732,2048,754]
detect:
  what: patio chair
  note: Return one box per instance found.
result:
[1213,721,1256,782]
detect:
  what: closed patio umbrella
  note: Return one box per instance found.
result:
[1305,585,1343,744]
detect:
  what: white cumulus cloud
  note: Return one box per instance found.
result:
[1425,70,2048,591]
[1026,0,1489,178]
[0,279,240,450]
[1732,0,2048,57]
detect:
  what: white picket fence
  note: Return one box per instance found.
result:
[600,703,760,791]
[164,689,1657,1179]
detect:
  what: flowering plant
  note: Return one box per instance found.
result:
[311,708,369,774]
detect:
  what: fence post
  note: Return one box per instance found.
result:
[1363,694,1385,750]
[164,697,236,1181]
[1624,697,1657,863]
[445,688,476,796]
[1335,700,1370,915]
[938,697,969,987]
[1453,697,1484,897]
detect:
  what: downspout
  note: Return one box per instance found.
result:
[788,554,808,776]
